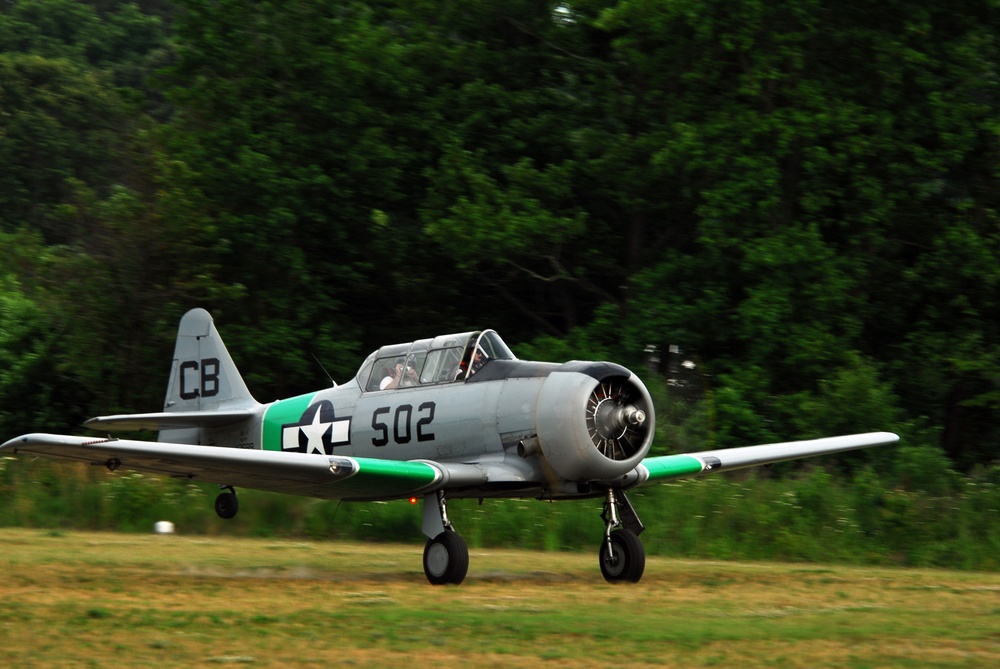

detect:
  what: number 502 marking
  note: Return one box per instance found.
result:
[371,401,436,446]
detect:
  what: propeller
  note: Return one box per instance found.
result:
[586,378,650,461]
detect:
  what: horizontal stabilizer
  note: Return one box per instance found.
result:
[84,410,254,432]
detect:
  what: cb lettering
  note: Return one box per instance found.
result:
[179,358,220,400]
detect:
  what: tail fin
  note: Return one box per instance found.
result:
[164,308,256,412]
[155,308,256,445]
[84,309,257,443]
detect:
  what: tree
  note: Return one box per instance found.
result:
[0,234,90,436]
[0,1,222,416]
[587,0,1000,460]
[0,53,127,241]
[0,0,170,240]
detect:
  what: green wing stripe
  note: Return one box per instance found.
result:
[641,454,705,481]
[333,457,442,500]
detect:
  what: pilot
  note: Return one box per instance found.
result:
[398,356,420,387]
[453,345,489,380]
[379,357,405,390]
[469,346,488,375]
[372,365,393,391]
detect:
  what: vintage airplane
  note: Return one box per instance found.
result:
[1,308,898,584]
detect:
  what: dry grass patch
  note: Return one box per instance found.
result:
[0,529,997,668]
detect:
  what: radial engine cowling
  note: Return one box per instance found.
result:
[534,362,655,482]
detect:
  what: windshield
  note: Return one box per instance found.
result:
[361,330,516,390]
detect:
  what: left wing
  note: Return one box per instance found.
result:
[633,432,899,486]
[0,433,471,501]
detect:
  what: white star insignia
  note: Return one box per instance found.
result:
[299,408,332,454]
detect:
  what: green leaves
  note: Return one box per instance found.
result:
[0,53,126,239]
[2,0,999,466]
[0,264,89,435]
[426,153,586,264]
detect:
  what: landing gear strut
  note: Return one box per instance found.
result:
[599,487,645,583]
[215,486,239,520]
[421,490,469,585]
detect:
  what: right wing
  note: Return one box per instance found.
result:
[634,432,899,486]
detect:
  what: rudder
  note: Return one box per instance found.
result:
[164,308,256,412]
[160,309,257,445]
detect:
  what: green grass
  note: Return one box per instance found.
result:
[0,529,997,668]
[3,457,1000,571]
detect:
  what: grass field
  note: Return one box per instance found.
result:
[0,529,997,668]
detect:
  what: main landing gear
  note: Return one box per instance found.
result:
[599,487,646,583]
[418,487,645,585]
[421,490,469,585]
[215,486,239,520]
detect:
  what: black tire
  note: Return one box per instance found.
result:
[215,491,239,520]
[423,530,469,585]
[599,528,645,583]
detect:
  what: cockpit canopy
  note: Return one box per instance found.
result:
[356,330,516,392]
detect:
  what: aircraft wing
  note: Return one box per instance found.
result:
[0,433,477,501]
[633,432,899,486]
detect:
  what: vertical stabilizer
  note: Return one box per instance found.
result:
[164,308,256,412]
[160,309,257,444]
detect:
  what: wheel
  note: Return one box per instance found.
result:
[423,530,469,585]
[599,528,645,583]
[215,491,239,519]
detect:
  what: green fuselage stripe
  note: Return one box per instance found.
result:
[642,454,705,480]
[261,393,317,451]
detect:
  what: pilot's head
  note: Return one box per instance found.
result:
[403,355,420,374]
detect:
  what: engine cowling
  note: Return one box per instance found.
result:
[534,362,655,482]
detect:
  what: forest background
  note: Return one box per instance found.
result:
[0,0,997,570]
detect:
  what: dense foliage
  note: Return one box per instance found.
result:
[1,1,998,565]
[2,456,997,570]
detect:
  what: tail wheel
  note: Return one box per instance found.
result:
[423,530,469,585]
[586,378,650,461]
[214,491,239,519]
[599,529,645,583]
